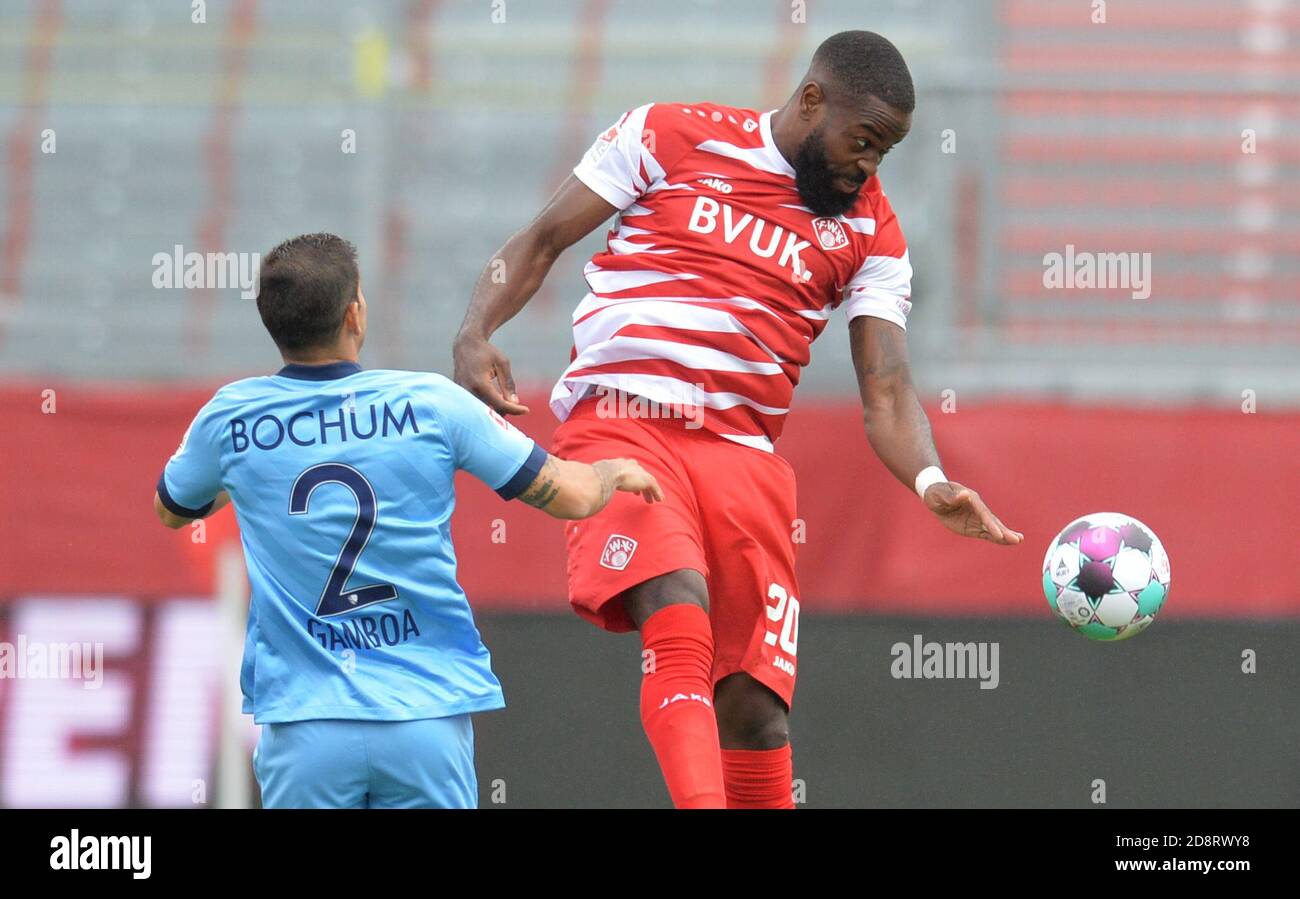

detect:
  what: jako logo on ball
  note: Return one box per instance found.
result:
[599,535,637,571]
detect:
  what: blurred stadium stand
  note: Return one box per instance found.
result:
[1,0,1296,400]
[1,1,1298,808]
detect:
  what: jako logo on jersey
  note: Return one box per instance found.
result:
[812,217,850,251]
[599,534,637,570]
[686,197,811,280]
[585,117,624,165]
[699,177,732,194]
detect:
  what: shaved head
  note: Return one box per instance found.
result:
[807,30,914,115]
[770,30,915,216]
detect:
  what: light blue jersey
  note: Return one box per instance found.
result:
[159,361,546,725]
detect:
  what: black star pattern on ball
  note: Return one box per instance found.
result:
[1118,522,1153,553]
[1076,560,1115,601]
[1059,519,1092,545]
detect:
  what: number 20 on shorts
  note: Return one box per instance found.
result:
[765,583,800,656]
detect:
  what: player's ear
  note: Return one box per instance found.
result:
[799,79,826,120]
[347,289,366,335]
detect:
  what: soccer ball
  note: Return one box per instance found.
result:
[1042,513,1171,641]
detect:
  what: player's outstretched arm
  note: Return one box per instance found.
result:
[153,490,230,529]
[453,175,618,416]
[850,316,1022,546]
[516,454,663,520]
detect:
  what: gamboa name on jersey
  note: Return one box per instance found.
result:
[306,608,421,651]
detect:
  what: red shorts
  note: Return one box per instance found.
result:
[551,394,802,708]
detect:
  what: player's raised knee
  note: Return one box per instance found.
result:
[715,675,790,749]
[620,569,709,628]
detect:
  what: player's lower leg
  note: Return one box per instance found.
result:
[715,673,795,809]
[625,573,726,809]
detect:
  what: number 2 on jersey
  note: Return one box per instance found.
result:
[289,463,398,617]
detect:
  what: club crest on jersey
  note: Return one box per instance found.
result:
[599,534,637,571]
[812,217,850,251]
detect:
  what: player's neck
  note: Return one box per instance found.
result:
[280,346,360,368]
[768,103,800,171]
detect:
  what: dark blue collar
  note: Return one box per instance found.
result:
[276,360,363,381]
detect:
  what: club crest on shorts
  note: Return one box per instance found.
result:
[812,217,849,251]
[599,534,637,571]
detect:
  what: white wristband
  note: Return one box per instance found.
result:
[914,466,947,499]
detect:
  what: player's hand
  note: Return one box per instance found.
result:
[614,459,664,504]
[923,481,1023,545]
[453,335,530,415]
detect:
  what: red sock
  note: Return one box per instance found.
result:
[721,744,796,809]
[638,604,726,809]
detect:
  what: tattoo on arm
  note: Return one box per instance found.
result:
[854,317,908,387]
[519,457,562,510]
[852,316,942,479]
[592,460,618,511]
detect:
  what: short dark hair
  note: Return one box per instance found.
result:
[811,30,914,114]
[255,233,359,353]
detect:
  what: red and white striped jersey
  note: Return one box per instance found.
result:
[550,101,913,452]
